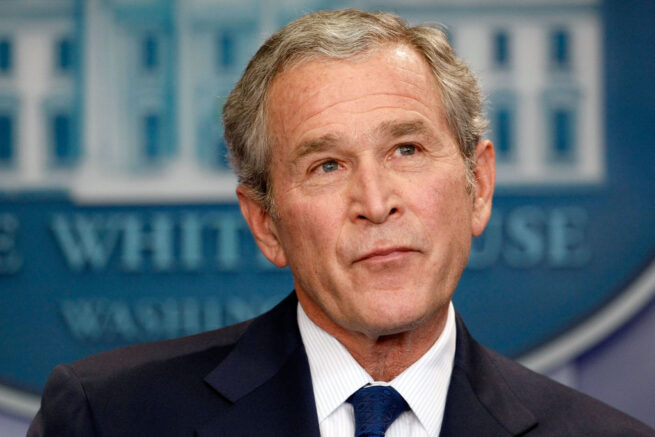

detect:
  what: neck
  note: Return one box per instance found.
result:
[298,294,449,382]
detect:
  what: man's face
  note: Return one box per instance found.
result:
[239,44,494,338]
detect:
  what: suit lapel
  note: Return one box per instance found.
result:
[440,314,537,437]
[197,293,320,437]
[195,296,538,436]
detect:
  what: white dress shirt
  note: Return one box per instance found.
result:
[297,302,456,437]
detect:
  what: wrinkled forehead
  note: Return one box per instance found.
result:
[264,43,445,147]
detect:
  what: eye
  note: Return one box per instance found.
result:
[397,144,417,156]
[317,159,339,173]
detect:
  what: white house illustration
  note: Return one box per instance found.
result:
[0,0,603,202]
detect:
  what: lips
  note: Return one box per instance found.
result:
[354,246,416,263]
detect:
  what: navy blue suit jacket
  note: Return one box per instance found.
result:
[29,292,654,436]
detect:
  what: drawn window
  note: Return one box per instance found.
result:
[489,91,517,162]
[56,38,74,73]
[494,108,514,160]
[551,29,571,69]
[0,114,13,163]
[143,114,161,161]
[550,108,576,162]
[51,113,78,166]
[0,39,11,74]
[142,34,159,71]
[493,30,510,68]
[217,30,235,69]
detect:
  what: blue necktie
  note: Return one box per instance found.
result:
[347,385,409,437]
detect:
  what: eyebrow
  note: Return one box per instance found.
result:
[292,119,433,162]
[293,133,341,162]
[376,119,430,138]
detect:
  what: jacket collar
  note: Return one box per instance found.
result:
[197,293,537,436]
[198,292,320,437]
[440,313,538,436]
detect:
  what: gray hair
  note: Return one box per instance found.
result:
[223,9,487,211]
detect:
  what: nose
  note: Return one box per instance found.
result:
[349,160,400,224]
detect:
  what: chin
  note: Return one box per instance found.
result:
[356,306,431,337]
[359,294,448,336]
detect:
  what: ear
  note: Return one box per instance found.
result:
[236,186,288,268]
[471,139,496,237]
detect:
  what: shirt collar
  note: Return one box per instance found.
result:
[297,302,457,437]
[297,304,372,422]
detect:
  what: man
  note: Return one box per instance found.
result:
[29,9,654,436]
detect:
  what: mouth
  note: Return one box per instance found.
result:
[354,246,416,264]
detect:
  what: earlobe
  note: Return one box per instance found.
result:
[471,139,496,237]
[236,186,288,268]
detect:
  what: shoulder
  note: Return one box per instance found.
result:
[451,314,654,436]
[29,319,253,437]
[60,317,254,413]
[29,292,304,436]
[69,318,251,381]
[481,343,655,436]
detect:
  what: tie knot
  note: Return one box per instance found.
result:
[347,385,409,437]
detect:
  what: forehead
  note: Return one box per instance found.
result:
[266,44,448,147]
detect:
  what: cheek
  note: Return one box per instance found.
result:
[417,173,473,236]
[278,197,342,258]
